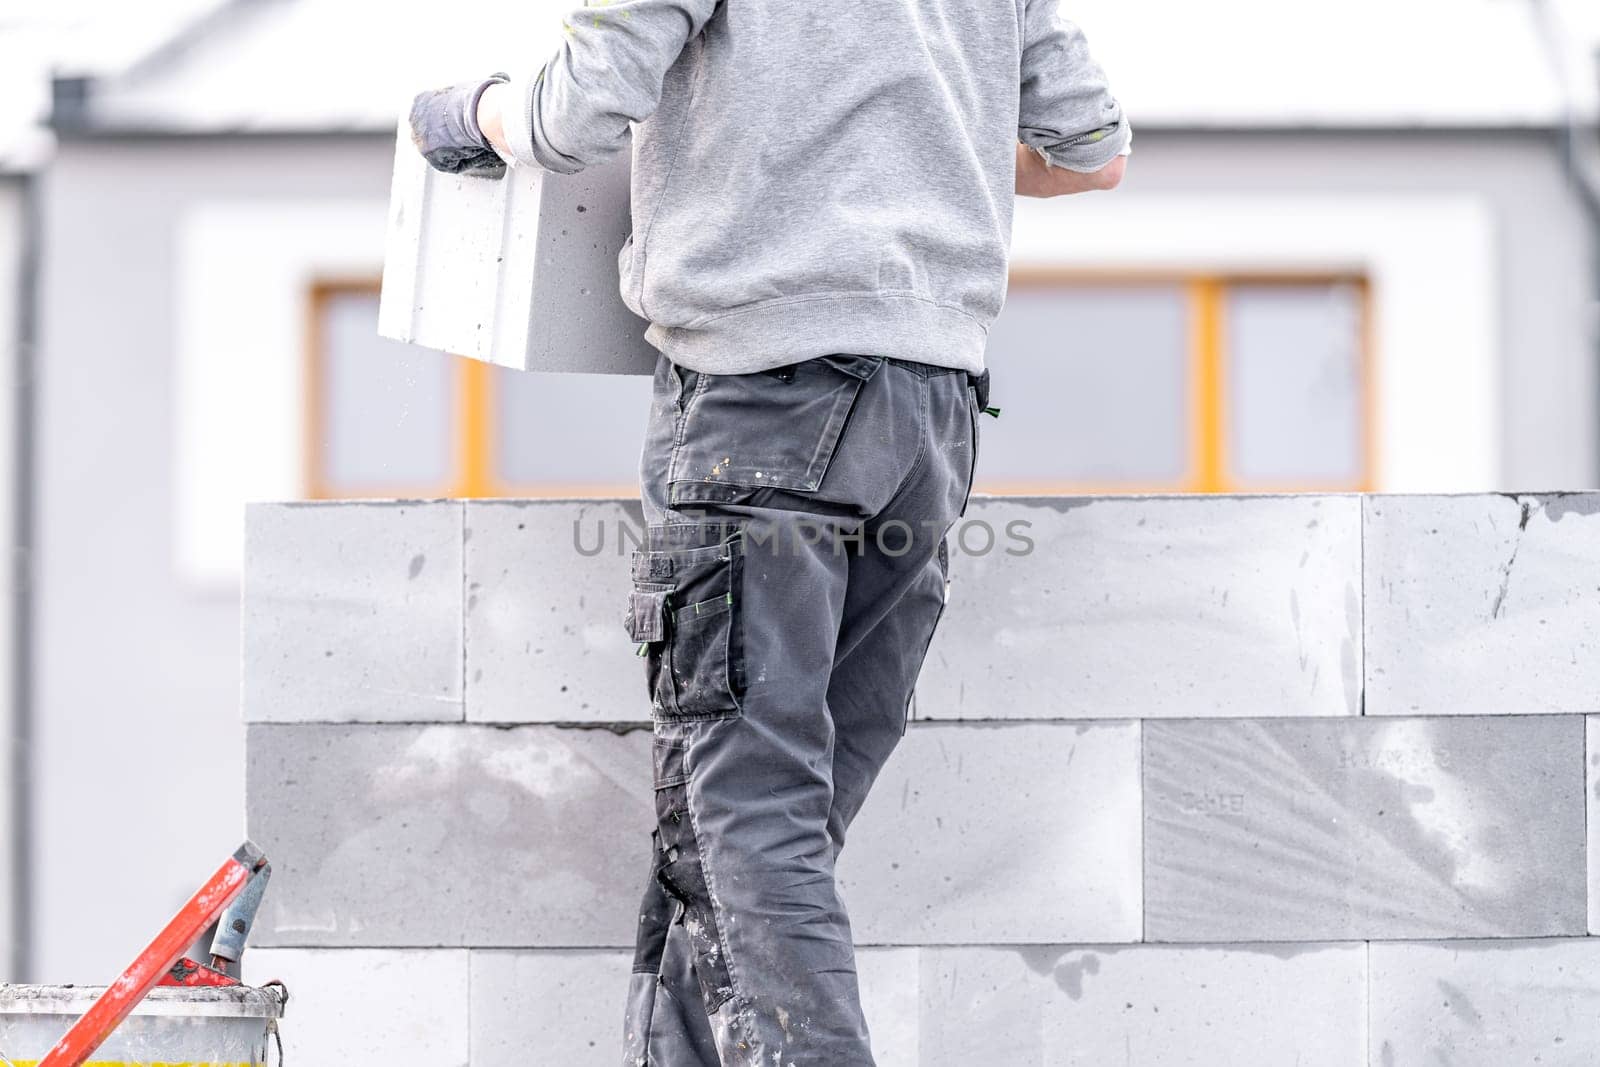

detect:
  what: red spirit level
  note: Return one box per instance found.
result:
[37,841,269,1067]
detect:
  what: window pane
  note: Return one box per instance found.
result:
[494,368,652,491]
[316,290,454,494]
[1226,284,1364,486]
[981,285,1189,486]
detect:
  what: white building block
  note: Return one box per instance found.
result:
[465,500,648,723]
[856,947,921,1067]
[247,720,1138,948]
[243,501,464,723]
[379,122,655,374]
[470,949,630,1065]
[1589,716,1600,935]
[1144,715,1586,941]
[918,942,1366,1067]
[838,721,1143,944]
[1370,939,1600,1065]
[245,948,468,1067]
[1365,493,1600,714]
[465,946,916,1066]
[247,723,653,947]
[918,495,1362,719]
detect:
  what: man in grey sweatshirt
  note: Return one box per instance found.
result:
[412,2,1127,1062]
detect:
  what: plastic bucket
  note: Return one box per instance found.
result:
[0,984,285,1066]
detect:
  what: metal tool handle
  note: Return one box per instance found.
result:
[209,862,273,966]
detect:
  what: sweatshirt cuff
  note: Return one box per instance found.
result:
[504,68,583,174]
[1039,118,1132,173]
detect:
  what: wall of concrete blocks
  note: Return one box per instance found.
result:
[240,493,1600,1065]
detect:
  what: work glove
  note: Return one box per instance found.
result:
[408,73,510,176]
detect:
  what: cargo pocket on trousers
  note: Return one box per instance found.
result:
[668,353,882,507]
[626,525,745,722]
[652,733,737,1014]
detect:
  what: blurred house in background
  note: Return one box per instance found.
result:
[2,0,1597,981]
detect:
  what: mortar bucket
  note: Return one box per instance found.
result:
[0,983,285,1066]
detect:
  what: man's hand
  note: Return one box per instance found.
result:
[1015,143,1125,197]
[408,74,509,176]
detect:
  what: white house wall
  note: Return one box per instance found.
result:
[176,198,387,586]
[31,137,392,983]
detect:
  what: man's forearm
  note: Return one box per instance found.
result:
[1015,143,1125,197]
[482,92,1123,193]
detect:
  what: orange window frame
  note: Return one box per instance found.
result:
[304,278,452,500]
[304,278,637,500]
[307,271,1377,500]
[989,269,1378,495]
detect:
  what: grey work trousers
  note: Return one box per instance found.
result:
[620,352,983,1065]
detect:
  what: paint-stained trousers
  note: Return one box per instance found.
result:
[620,353,983,1065]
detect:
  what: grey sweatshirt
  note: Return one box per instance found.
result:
[502,0,1129,375]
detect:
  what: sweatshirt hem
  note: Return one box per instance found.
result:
[641,293,988,376]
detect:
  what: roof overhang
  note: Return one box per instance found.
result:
[42,0,1600,136]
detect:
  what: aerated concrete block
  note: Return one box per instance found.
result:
[1365,494,1600,714]
[1370,938,1600,1065]
[918,942,1366,1067]
[1145,715,1585,941]
[839,721,1143,944]
[1589,716,1600,935]
[248,720,1139,948]
[856,947,921,1067]
[916,495,1361,720]
[470,950,629,1065]
[379,122,653,374]
[466,947,918,1066]
[247,723,653,946]
[465,500,649,723]
[243,502,464,723]
[245,948,468,1066]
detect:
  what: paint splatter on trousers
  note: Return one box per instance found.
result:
[620,352,981,1065]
